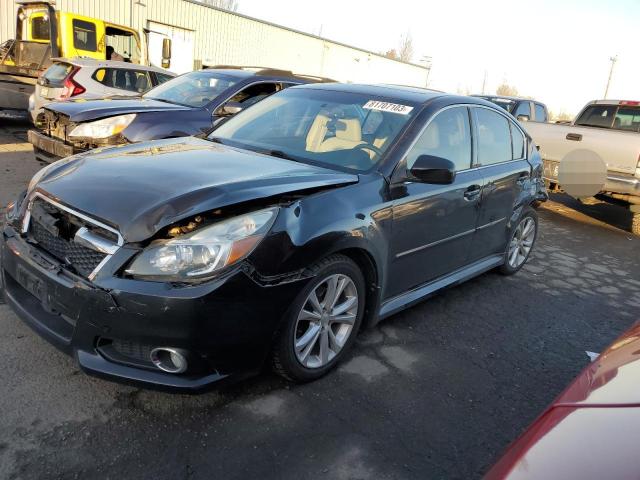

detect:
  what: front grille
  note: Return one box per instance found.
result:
[30,220,106,277]
[26,197,117,278]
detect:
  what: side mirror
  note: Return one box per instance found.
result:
[161,38,172,68]
[517,114,530,122]
[216,101,244,117]
[409,155,456,184]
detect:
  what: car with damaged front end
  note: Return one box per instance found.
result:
[1,84,547,391]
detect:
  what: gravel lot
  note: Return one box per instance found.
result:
[2,121,640,479]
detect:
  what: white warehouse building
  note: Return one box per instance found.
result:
[0,0,429,85]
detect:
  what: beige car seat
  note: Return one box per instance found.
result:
[318,118,365,152]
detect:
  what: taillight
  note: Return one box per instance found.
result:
[59,68,85,99]
[620,100,640,106]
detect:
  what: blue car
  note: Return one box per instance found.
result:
[28,66,331,163]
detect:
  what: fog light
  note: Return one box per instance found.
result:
[150,347,188,374]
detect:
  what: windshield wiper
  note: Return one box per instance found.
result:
[256,149,297,161]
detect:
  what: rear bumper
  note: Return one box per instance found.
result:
[543,159,640,199]
[1,223,305,392]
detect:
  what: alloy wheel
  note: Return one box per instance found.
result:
[294,273,358,369]
[508,217,536,269]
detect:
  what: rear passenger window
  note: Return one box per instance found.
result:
[534,104,547,122]
[72,19,97,52]
[511,123,525,159]
[613,107,640,132]
[94,68,151,93]
[474,108,512,166]
[406,107,472,171]
[513,102,531,119]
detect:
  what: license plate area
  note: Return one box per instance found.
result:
[16,264,47,303]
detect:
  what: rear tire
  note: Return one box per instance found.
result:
[272,254,365,382]
[499,206,538,275]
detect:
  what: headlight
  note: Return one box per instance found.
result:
[125,207,278,281]
[69,114,136,139]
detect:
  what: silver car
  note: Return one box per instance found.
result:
[29,58,175,123]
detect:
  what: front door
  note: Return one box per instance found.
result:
[387,106,482,299]
[470,106,532,261]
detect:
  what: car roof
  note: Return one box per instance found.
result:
[292,82,447,104]
[51,58,176,76]
[473,94,545,104]
[202,66,334,83]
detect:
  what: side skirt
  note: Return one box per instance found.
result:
[378,254,504,320]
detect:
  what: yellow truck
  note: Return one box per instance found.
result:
[0,1,171,119]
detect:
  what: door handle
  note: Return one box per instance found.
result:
[566,133,582,141]
[464,184,482,200]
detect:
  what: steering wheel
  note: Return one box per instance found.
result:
[356,143,384,157]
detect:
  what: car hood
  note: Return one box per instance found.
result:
[35,137,358,242]
[552,322,640,406]
[485,406,640,480]
[45,97,193,122]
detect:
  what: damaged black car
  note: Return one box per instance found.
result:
[1,84,547,391]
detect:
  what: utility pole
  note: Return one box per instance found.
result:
[604,55,617,99]
[420,55,432,88]
[481,70,487,95]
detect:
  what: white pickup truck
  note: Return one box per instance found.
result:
[525,100,640,234]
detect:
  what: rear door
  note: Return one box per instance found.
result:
[469,106,531,261]
[387,106,483,298]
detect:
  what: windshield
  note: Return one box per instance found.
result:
[144,71,241,108]
[209,88,419,172]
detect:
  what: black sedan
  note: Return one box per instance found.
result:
[28,67,329,163]
[1,83,547,391]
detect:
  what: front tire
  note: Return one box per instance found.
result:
[272,254,365,382]
[499,206,538,275]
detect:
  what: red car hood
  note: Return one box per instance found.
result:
[554,322,640,406]
[485,322,640,479]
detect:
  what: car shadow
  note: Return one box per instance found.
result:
[0,120,30,144]
[547,192,635,234]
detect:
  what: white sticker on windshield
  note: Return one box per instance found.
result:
[363,100,413,115]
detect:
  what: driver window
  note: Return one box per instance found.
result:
[406,107,472,171]
[228,82,279,107]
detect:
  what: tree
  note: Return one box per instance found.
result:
[398,32,414,62]
[383,49,399,60]
[496,83,518,96]
[549,110,573,122]
[199,0,239,11]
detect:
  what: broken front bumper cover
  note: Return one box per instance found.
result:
[28,129,76,163]
[0,222,305,392]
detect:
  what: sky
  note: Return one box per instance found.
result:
[238,0,640,117]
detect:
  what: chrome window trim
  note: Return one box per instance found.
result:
[21,191,123,280]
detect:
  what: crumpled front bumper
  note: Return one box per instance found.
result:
[0,223,305,392]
